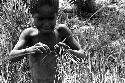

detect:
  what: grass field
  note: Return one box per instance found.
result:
[1,0,125,83]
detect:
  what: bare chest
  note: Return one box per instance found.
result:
[30,31,61,50]
[28,30,61,66]
[27,30,62,81]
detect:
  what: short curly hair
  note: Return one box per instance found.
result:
[29,0,59,15]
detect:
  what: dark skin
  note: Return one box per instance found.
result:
[9,5,85,83]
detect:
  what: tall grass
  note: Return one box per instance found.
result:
[0,0,32,82]
[1,0,125,83]
[57,2,125,83]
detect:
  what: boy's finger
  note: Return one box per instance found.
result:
[43,44,50,53]
[35,46,46,53]
[57,42,65,46]
[58,42,67,46]
[35,43,49,50]
[57,42,70,49]
[34,42,43,46]
[54,44,59,48]
[34,45,43,48]
[35,48,43,53]
[54,44,60,53]
[34,43,40,46]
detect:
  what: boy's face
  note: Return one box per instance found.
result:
[32,5,57,32]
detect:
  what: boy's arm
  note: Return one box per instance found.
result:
[57,24,81,50]
[68,49,87,59]
[9,29,38,62]
[57,24,87,59]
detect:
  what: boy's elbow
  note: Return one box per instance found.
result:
[9,51,16,61]
[9,50,20,62]
[9,50,16,58]
[9,49,27,62]
[9,51,13,56]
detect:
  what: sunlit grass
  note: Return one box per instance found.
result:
[1,0,125,83]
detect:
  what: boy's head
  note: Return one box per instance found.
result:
[29,0,59,32]
[29,0,59,15]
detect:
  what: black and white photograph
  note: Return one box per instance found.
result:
[0,0,125,83]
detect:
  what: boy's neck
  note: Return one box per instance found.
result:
[38,29,55,35]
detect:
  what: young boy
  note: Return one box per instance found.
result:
[9,0,85,83]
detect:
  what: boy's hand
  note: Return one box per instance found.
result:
[55,42,70,49]
[26,42,50,54]
[54,42,70,54]
[34,42,50,54]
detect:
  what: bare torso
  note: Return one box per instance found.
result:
[10,24,81,83]
[27,28,62,83]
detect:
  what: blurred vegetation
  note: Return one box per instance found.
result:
[69,0,97,18]
[1,0,125,83]
[0,0,32,82]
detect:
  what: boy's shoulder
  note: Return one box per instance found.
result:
[20,27,38,38]
[56,24,70,33]
[56,24,72,38]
